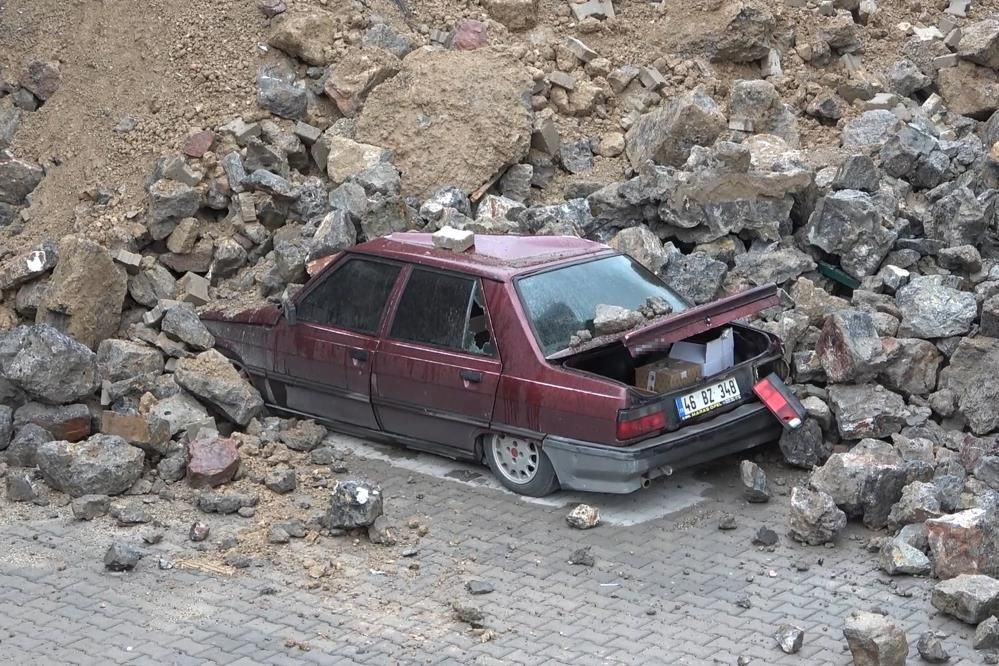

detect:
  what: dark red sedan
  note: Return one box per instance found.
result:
[203,234,803,496]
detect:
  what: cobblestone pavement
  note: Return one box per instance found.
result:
[0,434,985,665]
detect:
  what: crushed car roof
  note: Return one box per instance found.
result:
[350,233,613,280]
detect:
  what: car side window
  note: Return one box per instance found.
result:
[296,258,401,333]
[390,268,495,356]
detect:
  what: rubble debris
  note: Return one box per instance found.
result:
[186,436,240,488]
[843,611,909,666]
[788,486,846,545]
[466,580,494,595]
[568,546,595,566]
[566,504,600,529]
[0,325,99,404]
[774,623,804,654]
[778,419,831,469]
[879,540,931,576]
[926,508,999,579]
[740,460,769,503]
[452,603,485,627]
[753,526,778,546]
[265,467,297,494]
[975,616,999,651]
[367,515,397,545]
[174,350,264,427]
[104,541,144,572]
[915,632,950,663]
[810,438,907,529]
[326,480,382,529]
[71,494,110,520]
[932,574,999,624]
[196,491,259,515]
[6,470,38,502]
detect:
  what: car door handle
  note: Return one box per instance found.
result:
[460,370,482,383]
[349,349,369,362]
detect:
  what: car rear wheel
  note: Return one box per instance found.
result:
[484,433,560,497]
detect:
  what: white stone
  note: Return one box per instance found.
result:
[432,226,475,252]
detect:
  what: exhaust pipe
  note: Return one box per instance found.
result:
[640,476,651,488]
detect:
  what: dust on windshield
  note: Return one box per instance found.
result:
[517,254,689,357]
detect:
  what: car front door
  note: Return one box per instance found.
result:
[372,267,501,457]
[272,255,402,430]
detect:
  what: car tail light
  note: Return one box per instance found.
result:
[753,373,806,430]
[616,404,667,440]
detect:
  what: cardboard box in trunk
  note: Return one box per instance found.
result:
[668,327,735,377]
[634,358,703,394]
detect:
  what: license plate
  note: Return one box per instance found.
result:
[675,377,741,420]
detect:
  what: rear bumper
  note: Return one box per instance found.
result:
[542,401,782,494]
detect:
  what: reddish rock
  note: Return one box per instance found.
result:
[19,59,61,101]
[182,131,215,158]
[186,436,240,488]
[14,403,91,442]
[101,411,171,455]
[959,433,999,473]
[926,508,999,579]
[453,20,488,51]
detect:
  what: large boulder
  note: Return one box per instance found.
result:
[809,438,907,529]
[956,19,999,70]
[35,434,144,497]
[728,79,799,145]
[931,574,999,624]
[878,338,941,397]
[925,185,988,248]
[667,0,774,62]
[827,384,908,441]
[779,418,832,468]
[879,540,931,576]
[35,236,128,350]
[804,189,896,279]
[326,480,383,529]
[926,508,999,579]
[607,226,668,274]
[815,309,885,383]
[0,325,99,404]
[935,60,999,118]
[323,49,400,118]
[895,276,977,339]
[842,612,908,666]
[355,47,532,198]
[659,251,728,305]
[173,350,264,427]
[940,337,999,436]
[626,89,726,168]
[787,486,846,545]
[886,481,941,530]
[160,303,215,351]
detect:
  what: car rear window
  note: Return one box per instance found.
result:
[297,257,401,333]
[517,255,688,357]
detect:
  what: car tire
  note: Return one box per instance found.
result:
[484,433,560,497]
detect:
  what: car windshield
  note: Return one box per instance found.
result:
[518,254,689,357]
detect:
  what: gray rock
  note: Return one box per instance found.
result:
[941,337,999,436]
[310,210,356,260]
[815,309,885,383]
[788,486,847,545]
[625,89,726,168]
[498,164,533,203]
[727,79,799,145]
[740,460,769,502]
[363,22,413,58]
[832,154,880,192]
[0,240,58,291]
[0,107,22,150]
[593,304,644,336]
[0,405,12,451]
[0,151,44,206]
[880,125,937,180]
[607,225,669,274]
[264,467,296,494]
[728,247,815,287]
[210,238,247,279]
[805,189,896,279]
[828,384,908,441]
[35,434,144,497]
[885,59,931,97]
[326,479,383,529]
[520,199,593,237]
[13,402,90,442]
[779,419,831,469]
[896,276,977,339]
[879,540,932,575]
[956,19,999,69]
[267,526,290,544]
[660,251,728,305]
[71,494,110,520]
[466,580,494,595]
[148,393,210,437]
[147,180,200,239]
[173,350,264,427]
[926,186,987,247]
[161,303,215,351]
[6,470,38,502]
[975,616,999,650]
[753,526,778,546]
[896,522,929,552]
[96,340,164,383]
[843,611,909,665]
[568,546,595,566]
[810,438,908,529]
[196,491,258,515]
[244,169,299,199]
[5,424,52,467]
[774,623,804,654]
[157,451,187,483]
[938,244,982,274]
[0,325,99,404]
[559,139,594,174]
[931,574,999,624]
[104,541,144,572]
[280,420,327,452]
[111,502,152,526]
[273,238,309,284]
[257,65,307,120]
[367,514,397,545]
[879,338,942,397]
[915,632,949,663]
[841,110,903,150]
[888,482,942,530]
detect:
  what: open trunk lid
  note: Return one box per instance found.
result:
[621,284,779,357]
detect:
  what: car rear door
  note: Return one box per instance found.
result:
[272,255,402,430]
[372,266,501,457]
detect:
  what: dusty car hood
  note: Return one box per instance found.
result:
[621,284,779,356]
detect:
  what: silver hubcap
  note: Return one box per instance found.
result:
[491,435,539,485]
